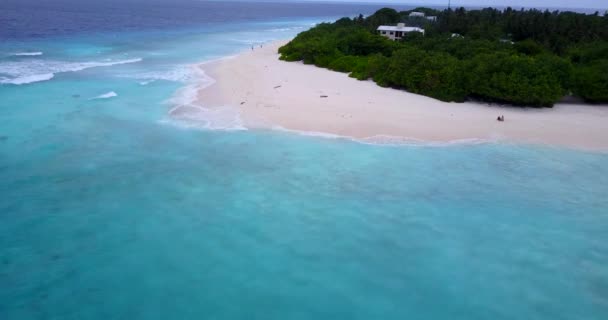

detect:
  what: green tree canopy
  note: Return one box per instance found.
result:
[279,7,608,106]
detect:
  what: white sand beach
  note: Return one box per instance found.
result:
[193,41,608,151]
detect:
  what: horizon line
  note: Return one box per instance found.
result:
[200,0,607,11]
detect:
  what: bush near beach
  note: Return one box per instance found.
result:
[279,7,608,107]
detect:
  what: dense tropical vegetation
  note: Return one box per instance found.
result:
[279,7,608,106]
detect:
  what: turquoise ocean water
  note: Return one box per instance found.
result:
[1,1,608,319]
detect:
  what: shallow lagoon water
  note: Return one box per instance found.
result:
[1,1,608,319]
[2,126,608,319]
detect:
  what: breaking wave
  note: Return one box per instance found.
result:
[162,67,246,131]
[0,73,54,85]
[139,80,156,86]
[91,91,118,100]
[14,52,43,56]
[0,58,142,85]
[120,65,198,83]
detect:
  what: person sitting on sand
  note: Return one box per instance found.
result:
[497,115,505,122]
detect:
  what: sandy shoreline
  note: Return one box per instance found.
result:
[188,40,608,151]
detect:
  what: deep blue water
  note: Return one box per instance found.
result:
[1,0,416,40]
[1,1,608,319]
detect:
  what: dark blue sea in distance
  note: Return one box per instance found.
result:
[1,0,412,39]
[1,1,608,319]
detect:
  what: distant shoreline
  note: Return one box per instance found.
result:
[187,40,608,151]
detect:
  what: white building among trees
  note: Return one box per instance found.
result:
[377,23,424,41]
[409,12,425,17]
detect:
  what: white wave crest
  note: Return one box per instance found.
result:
[14,52,43,56]
[0,58,142,85]
[91,91,118,100]
[271,126,492,147]
[356,135,492,147]
[0,73,54,85]
[121,65,197,83]
[139,80,156,86]
[163,105,246,131]
[162,67,246,131]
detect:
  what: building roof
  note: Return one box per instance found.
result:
[377,26,425,33]
[409,12,425,17]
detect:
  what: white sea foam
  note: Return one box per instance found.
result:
[163,105,247,131]
[123,59,237,84]
[162,67,246,131]
[356,135,492,147]
[139,80,156,86]
[167,68,215,104]
[0,58,142,85]
[91,91,118,100]
[271,126,492,147]
[271,126,343,139]
[122,65,197,83]
[14,52,43,56]
[0,73,55,85]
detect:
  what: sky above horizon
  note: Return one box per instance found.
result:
[303,0,608,9]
